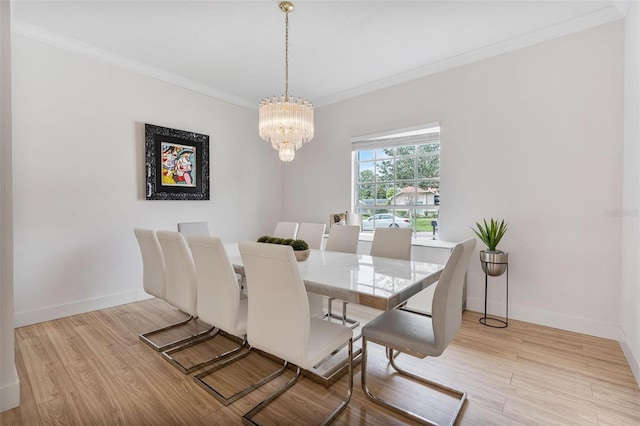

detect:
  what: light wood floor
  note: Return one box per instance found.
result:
[2,298,639,425]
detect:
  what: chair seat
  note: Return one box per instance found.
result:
[362,309,439,359]
[302,317,353,370]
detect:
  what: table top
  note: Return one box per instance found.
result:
[225,243,444,311]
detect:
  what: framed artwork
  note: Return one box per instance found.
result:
[330,213,347,227]
[329,212,362,228]
[145,124,210,200]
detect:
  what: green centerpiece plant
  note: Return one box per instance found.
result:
[471,218,508,276]
[257,236,310,261]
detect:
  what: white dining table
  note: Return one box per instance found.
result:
[224,243,444,311]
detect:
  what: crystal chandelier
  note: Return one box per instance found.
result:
[259,1,314,162]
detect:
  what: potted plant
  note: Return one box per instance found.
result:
[471,218,508,276]
[256,236,310,261]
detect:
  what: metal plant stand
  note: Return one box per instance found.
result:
[479,255,508,328]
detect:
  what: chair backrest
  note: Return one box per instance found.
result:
[370,227,413,260]
[324,225,360,254]
[133,228,166,300]
[296,222,326,250]
[156,230,198,316]
[431,238,476,351]
[188,235,245,338]
[272,221,299,239]
[177,222,211,236]
[239,242,310,366]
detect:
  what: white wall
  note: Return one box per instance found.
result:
[621,0,640,384]
[283,22,625,340]
[11,35,282,326]
[0,0,19,412]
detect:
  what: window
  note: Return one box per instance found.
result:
[351,124,440,238]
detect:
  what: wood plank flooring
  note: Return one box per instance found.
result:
[2,298,639,425]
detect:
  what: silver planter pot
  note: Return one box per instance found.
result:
[480,251,508,276]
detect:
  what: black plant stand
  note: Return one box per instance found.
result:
[479,258,508,328]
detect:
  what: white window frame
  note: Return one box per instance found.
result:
[351,123,441,237]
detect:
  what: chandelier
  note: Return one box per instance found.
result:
[259,1,314,162]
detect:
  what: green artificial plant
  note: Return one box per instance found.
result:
[256,236,309,251]
[471,218,508,252]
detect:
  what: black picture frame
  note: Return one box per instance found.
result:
[145,124,210,200]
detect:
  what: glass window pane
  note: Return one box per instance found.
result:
[358,162,374,182]
[417,156,439,179]
[418,179,440,192]
[376,183,394,202]
[395,145,415,156]
[417,143,440,155]
[395,157,415,180]
[358,149,374,161]
[357,183,374,204]
[375,159,394,182]
[394,182,418,206]
[375,147,393,158]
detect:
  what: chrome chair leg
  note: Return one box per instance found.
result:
[326,298,360,329]
[194,347,286,406]
[139,315,211,352]
[242,338,353,426]
[362,337,466,426]
[162,329,248,374]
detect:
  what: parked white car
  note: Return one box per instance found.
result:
[362,213,411,231]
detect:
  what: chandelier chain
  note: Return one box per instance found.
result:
[284,12,289,99]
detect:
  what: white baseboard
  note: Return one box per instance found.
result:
[466,297,619,340]
[618,328,640,387]
[136,289,154,301]
[0,371,20,412]
[14,289,152,327]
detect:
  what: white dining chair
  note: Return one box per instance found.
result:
[149,231,213,350]
[239,241,353,425]
[177,221,211,236]
[136,228,195,351]
[134,228,166,301]
[369,227,413,260]
[324,224,360,253]
[296,222,326,249]
[324,225,361,326]
[162,235,248,375]
[360,238,475,425]
[179,220,246,293]
[296,222,327,317]
[272,221,299,239]
[400,284,438,316]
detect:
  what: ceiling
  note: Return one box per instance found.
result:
[12,1,629,109]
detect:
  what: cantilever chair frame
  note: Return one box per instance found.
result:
[243,339,353,426]
[162,330,247,375]
[139,314,208,353]
[163,234,249,375]
[360,239,474,426]
[361,336,466,426]
[193,345,283,406]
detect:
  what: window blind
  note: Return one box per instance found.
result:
[350,123,440,151]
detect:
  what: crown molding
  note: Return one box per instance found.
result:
[11,2,626,111]
[313,5,625,108]
[11,20,256,110]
